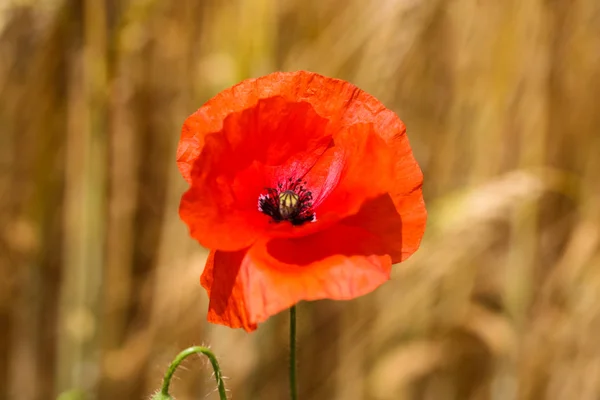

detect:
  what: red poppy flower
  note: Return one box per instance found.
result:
[178,71,426,331]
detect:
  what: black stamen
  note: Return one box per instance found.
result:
[257,178,316,226]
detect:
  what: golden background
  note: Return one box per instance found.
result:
[1,0,599,399]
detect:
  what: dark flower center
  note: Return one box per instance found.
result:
[258,178,316,226]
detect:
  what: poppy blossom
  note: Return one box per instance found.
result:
[178,71,426,331]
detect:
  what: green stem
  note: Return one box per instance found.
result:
[159,346,227,400]
[289,306,298,400]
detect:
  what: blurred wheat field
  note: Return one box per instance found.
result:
[1,0,600,399]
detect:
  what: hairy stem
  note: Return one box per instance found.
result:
[159,346,227,400]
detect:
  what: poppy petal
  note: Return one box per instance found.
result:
[341,193,420,264]
[179,96,332,250]
[177,70,412,185]
[310,122,395,221]
[239,224,393,324]
[201,250,257,332]
[178,91,333,183]
[249,122,396,240]
[381,129,427,261]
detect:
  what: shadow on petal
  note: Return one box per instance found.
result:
[202,250,257,331]
[342,193,405,263]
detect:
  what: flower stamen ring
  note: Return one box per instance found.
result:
[258,177,316,225]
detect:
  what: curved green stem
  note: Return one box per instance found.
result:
[289,306,298,400]
[159,346,227,400]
